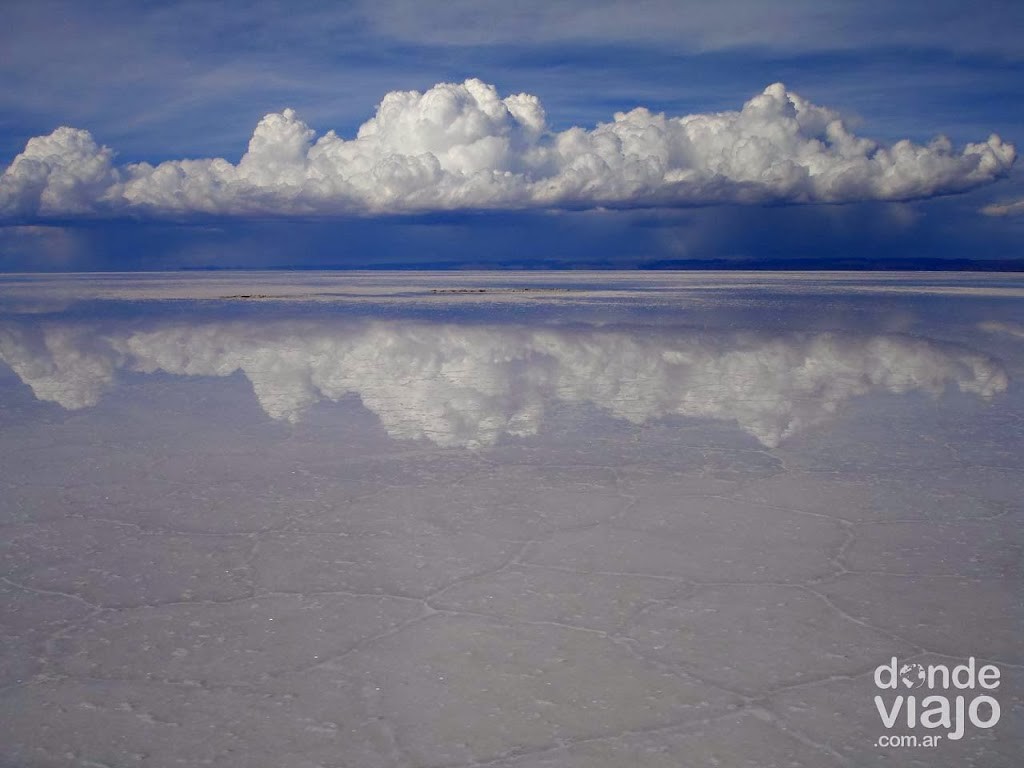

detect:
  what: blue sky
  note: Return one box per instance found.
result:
[1,0,1023,270]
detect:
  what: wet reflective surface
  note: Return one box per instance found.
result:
[1,272,1022,767]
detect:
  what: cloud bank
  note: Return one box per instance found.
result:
[1,319,1007,448]
[0,80,1014,218]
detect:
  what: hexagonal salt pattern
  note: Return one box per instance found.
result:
[1,273,1021,767]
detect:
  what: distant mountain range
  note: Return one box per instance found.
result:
[179,258,1024,272]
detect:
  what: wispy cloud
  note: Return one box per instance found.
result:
[980,197,1024,217]
[0,80,1014,218]
[359,0,1024,58]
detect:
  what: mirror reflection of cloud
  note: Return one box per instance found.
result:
[979,320,1024,340]
[0,320,1008,448]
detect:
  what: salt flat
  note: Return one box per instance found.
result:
[0,272,1021,767]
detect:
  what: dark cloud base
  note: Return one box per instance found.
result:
[3,190,1022,272]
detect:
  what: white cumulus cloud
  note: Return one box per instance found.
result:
[0,319,1008,448]
[0,80,1015,218]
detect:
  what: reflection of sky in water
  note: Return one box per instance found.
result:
[0,316,1010,448]
[2,272,1021,451]
[1,273,1022,768]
